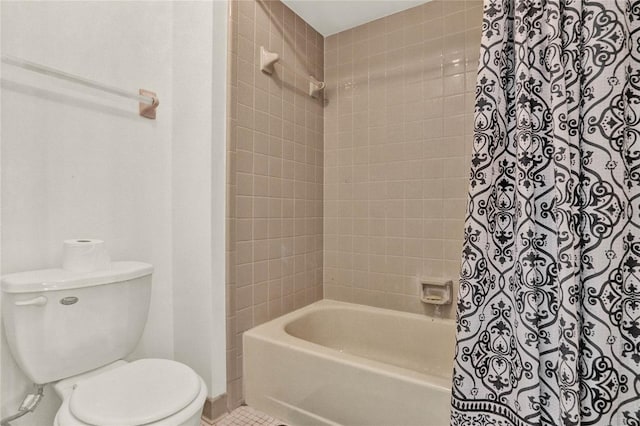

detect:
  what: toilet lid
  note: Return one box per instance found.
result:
[69,359,201,426]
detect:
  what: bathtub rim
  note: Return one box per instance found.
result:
[243,299,455,391]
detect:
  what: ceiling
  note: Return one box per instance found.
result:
[280,0,431,36]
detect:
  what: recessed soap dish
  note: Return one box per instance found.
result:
[420,279,453,305]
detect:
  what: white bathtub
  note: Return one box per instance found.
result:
[243,299,455,426]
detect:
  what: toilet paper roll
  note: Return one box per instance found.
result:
[62,239,111,273]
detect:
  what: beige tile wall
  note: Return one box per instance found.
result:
[226,0,324,409]
[323,1,482,318]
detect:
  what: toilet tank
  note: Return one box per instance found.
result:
[1,261,153,384]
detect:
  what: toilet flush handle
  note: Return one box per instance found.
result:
[14,296,47,307]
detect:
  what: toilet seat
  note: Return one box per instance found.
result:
[54,359,207,426]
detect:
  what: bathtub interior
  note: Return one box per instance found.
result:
[283,304,456,378]
[244,300,456,426]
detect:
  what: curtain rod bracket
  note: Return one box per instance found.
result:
[309,78,325,99]
[260,46,279,75]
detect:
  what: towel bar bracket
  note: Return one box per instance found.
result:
[139,89,159,119]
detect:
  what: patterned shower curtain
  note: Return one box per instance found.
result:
[451,0,640,425]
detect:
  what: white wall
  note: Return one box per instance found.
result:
[171,0,227,397]
[0,1,226,424]
[210,0,229,397]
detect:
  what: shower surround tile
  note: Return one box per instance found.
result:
[226,0,324,410]
[323,1,483,318]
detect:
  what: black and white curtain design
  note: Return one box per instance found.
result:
[451,1,640,425]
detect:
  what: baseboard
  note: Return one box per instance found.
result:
[201,393,229,424]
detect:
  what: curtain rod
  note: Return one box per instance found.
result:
[1,54,159,119]
[259,47,325,98]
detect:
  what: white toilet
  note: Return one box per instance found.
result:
[1,261,207,426]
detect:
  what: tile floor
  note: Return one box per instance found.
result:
[204,405,285,426]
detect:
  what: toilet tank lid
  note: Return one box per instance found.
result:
[1,261,153,294]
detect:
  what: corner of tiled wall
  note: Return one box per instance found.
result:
[226,0,240,409]
[226,0,484,410]
[322,0,483,318]
[226,0,324,410]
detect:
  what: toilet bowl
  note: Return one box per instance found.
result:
[53,359,207,426]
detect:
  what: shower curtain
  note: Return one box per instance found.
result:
[451,1,640,425]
